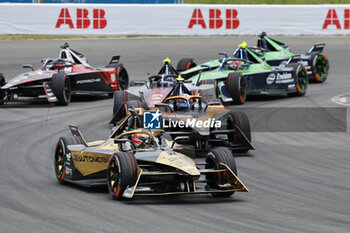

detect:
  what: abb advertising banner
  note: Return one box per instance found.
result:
[0,4,349,35]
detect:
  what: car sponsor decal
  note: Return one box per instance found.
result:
[76,78,101,84]
[71,151,110,176]
[266,73,293,84]
[266,73,276,85]
[110,73,116,83]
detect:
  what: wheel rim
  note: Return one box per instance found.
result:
[63,76,71,102]
[314,55,329,80]
[118,69,129,90]
[55,143,65,179]
[108,157,120,195]
[296,67,307,93]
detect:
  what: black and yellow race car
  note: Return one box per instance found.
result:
[54,122,249,200]
[110,76,253,153]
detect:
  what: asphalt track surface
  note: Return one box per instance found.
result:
[0,36,349,233]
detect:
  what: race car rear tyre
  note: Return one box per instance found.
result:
[54,136,75,184]
[0,73,5,105]
[107,152,138,200]
[227,72,246,105]
[52,72,71,106]
[107,63,129,91]
[205,147,237,197]
[112,90,128,125]
[310,52,329,83]
[287,63,308,97]
[176,58,197,72]
[228,112,251,153]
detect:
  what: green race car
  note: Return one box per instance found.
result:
[251,32,329,83]
[178,42,308,105]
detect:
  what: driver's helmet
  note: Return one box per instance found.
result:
[188,98,194,104]
[52,59,66,70]
[188,97,199,109]
[131,133,152,148]
[176,97,188,111]
[229,60,244,70]
[164,76,176,86]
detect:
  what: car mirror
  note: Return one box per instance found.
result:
[218,52,228,58]
[114,139,134,152]
[114,139,130,144]
[22,64,34,71]
[171,136,189,148]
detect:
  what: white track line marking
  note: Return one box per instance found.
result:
[331,93,350,107]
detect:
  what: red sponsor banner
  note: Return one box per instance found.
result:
[322,9,350,29]
[0,4,349,35]
[188,8,239,29]
[55,8,106,29]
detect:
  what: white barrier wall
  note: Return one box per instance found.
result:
[0,4,349,35]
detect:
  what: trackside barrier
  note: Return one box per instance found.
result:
[0,4,349,35]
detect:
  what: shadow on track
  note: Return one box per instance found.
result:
[0,95,111,108]
[246,95,288,102]
[57,181,246,205]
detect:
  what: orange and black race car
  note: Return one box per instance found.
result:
[54,123,249,200]
[110,75,253,153]
[0,43,128,106]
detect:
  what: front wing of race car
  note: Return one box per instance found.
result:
[123,163,249,198]
[0,81,58,103]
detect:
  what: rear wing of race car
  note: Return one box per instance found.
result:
[286,55,302,65]
[69,125,88,146]
[308,44,325,54]
[107,55,121,66]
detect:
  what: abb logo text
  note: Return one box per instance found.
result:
[56,8,107,29]
[188,9,239,29]
[323,9,349,29]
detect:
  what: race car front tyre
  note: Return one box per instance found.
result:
[107,152,138,200]
[176,58,197,72]
[310,52,329,83]
[0,73,5,105]
[287,63,308,97]
[54,136,75,184]
[227,72,246,105]
[205,147,237,197]
[228,112,251,153]
[112,91,128,125]
[52,72,71,106]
